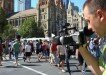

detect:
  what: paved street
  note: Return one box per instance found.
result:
[0,54,92,75]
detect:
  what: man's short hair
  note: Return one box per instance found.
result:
[83,0,106,13]
[16,35,21,41]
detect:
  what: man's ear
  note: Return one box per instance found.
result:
[96,9,104,21]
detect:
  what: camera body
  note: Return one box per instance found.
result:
[55,23,94,46]
[59,32,83,45]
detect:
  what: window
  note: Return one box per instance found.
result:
[68,11,70,14]
[43,15,45,19]
[15,19,18,26]
[40,15,42,19]
[42,9,44,12]
[68,20,71,22]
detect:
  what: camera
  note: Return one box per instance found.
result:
[55,23,94,46]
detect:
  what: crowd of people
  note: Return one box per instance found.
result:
[0,0,106,75]
[0,33,102,74]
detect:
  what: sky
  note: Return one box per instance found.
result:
[14,0,85,12]
[71,0,86,11]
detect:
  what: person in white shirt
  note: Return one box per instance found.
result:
[24,42,31,62]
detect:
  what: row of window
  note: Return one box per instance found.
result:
[8,16,37,26]
[40,15,46,20]
[67,19,78,22]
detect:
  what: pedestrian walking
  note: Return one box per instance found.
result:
[13,35,21,66]
[24,41,32,62]
[0,42,3,66]
[49,39,57,64]
[57,44,66,72]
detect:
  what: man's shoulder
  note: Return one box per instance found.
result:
[14,41,21,46]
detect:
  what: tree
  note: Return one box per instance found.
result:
[2,24,16,40]
[18,17,44,38]
[0,7,7,34]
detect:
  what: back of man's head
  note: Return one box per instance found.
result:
[16,35,21,41]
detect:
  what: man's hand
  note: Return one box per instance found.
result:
[78,44,102,75]
[100,66,105,74]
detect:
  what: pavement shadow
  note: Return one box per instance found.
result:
[3,59,14,61]
[64,63,79,69]
[65,69,81,72]
[71,69,91,72]
[64,62,78,66]
[3,65,22,68]
[18,56,38,59]
[29,60,49,63]
[64,62,78,65]
[65,69,91,74]
[21,63,41,66]
[36,74,43,75]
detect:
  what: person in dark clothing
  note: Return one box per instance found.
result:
[0,38,3,66]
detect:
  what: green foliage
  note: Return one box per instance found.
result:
[0,7,7,34]
[2,24,16,40]
[18,17,44,38]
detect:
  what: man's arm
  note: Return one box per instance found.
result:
[79,45,103,75]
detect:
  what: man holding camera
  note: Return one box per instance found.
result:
[79,0,106,75]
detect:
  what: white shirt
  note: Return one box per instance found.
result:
[25,45,31,52]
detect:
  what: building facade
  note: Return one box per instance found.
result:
[7,0,85,37]
[37,0,66,37]
[0,0,14,16]
[67,1,85,34]
[7,9,37,30]
[62,0,69,9]
[8,0,67,37]
[18,0,31,11]
[0,0,3,7]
